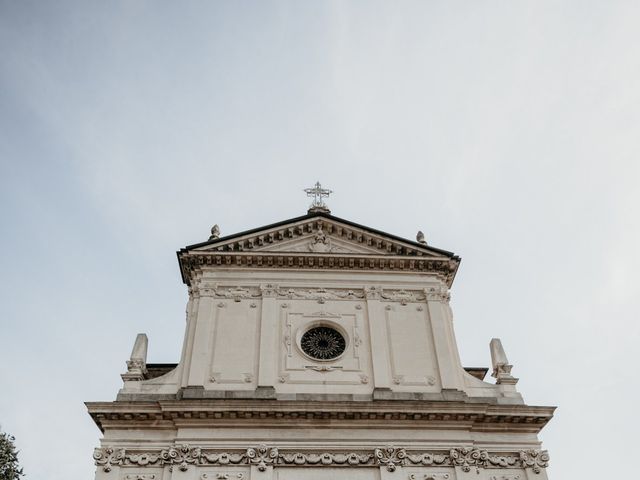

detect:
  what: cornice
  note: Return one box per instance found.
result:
[177,214,461,286]
[178,251,459,287]
[86,399,555,434]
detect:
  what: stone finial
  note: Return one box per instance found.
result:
[121,333,148,382]
[209,224,220,240]
[416,230,427,244]
[490,338,518,385]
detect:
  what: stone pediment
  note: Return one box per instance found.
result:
[187,213,450,258]
[178,212,460,286]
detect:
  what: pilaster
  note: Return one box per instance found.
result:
[426,284,464,392]
[257,284,278,389]
[185,286,215,387]
[365,286,392,390]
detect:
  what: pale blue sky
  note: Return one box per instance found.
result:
[1,1,639,478]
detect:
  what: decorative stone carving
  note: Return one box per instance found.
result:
[179,251,459,288]
[425,285,450,303]
[93,447,125,472]
[93,445,549,474]
[161,444,203,472]
[489,475,520,480]
[260,283,279,297]
[127,452,161,467]
[305,365,343,372]
[519,450,549,474]
[209,224,220,240]
[365,286,381,300]
[125,475,156,480]
[449,447,488,473]
[209,286,261,302]
[279,452,374,466]
[277,287,365,303]
[246,445,278,471]
[380,289,426,305]
[491,338,519,385]
[308,226,332,252]
[374,446,407,472]
[405,452,448,466]
[409,474,450,480]
[121,334,148,382]
[201,474,245,480]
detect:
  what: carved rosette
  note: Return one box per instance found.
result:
[93,445,548,474]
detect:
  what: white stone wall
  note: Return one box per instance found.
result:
[121,269,515,402]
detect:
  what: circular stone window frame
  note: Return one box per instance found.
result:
[295,320,350,363]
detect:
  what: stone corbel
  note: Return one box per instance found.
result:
[121,334,148,382]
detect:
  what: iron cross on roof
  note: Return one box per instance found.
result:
[304,181,332,212]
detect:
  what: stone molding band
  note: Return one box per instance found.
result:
[179,253,458,287]
[94,444,549,474]
[189,285,451,304]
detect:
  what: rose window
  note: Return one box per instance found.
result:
[300,326,346,360]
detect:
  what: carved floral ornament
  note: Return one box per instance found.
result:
[94,445,548,474]
[190,285,450,304]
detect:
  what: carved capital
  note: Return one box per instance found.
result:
[519,450,549,474]
[260,283,279,298]
[246,444,278,471]
[93,447,125,472]
[425,285,450,303]
[375,446,407,472]
[365,286,381,300]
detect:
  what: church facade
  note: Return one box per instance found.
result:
[87,194,554,480]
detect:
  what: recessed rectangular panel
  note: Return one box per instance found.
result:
[386,306,438,387]
[210,301,259,384]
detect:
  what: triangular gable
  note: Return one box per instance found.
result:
[185,212,454,259]
[178,212,460,287]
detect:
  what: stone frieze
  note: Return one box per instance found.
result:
[94,445,548,474]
